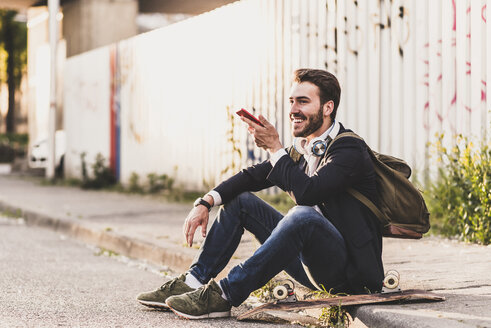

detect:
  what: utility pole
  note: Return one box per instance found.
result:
[46,0,59,179]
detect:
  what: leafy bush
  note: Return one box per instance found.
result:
[0,133,28,162]
[80,152,116,189]
[0,144,15,163]
[147,173,174,193]
[427,134,490,245]
[128,172,143,193]
[0,133,28,146]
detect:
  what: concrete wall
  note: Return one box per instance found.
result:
[26,6,65,147]
[63,0,138,57]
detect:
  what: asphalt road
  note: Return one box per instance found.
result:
[0,216,296,328]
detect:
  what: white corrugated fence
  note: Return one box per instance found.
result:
[63,0,490,189]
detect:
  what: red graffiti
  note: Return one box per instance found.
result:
[424,102,429,111]
[422,1,487,130]
[451,94,457,106]
[482,81,487,102]
[451,1,485,29]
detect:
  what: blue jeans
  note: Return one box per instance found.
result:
[188,192,348,306]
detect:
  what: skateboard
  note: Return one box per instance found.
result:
[237,271,445,321]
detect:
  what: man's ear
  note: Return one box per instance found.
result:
[323,100,334,117]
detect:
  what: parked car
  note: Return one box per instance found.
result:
[29,130,66,175]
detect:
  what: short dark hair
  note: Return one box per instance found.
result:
[293,69,341,120]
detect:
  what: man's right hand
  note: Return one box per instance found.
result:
[183,203,210,247]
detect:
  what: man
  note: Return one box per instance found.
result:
[136,68,384,319]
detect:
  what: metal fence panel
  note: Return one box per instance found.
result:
[63,0,489,189]
[63,47,111,179]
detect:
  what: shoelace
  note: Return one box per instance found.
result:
[159,277,179,291]
[189,281,216,305]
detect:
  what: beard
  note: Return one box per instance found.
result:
[292,105,324,138]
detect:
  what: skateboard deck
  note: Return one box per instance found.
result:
[237,289,445,321]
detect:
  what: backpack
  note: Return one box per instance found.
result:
[326,132,431,239]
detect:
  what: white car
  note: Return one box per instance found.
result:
[29,130,66,173]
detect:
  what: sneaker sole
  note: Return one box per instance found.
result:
[137,300,170,309]
[168,306,231,319]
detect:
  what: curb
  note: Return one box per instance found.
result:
[0,200,194,273]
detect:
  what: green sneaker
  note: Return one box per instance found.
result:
[165,279,232,319]
[136,274,195,309]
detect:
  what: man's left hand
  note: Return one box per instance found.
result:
[240,114,283,153]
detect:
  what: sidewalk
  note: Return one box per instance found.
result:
[0,174,490,327]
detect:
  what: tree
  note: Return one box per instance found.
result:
[0,10,27,133]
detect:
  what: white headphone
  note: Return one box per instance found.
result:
[293,137,329,157]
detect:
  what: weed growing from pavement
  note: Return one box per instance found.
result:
[81,153,117,189]
[128,172,144,193]
[147,173,174,193]
[1,208,22,218]
[93,247,119,257]
[318,303,350,328]
[40,152,202,203]
[306,285,350,328]
[181,241,201,249]
[249,279,351,327]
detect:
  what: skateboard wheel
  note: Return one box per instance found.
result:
[386,270,400,279]
[281,279,295,290]
[273,285,288,300]
[383,273,399,289]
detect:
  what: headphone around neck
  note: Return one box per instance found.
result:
[293,137,330,157]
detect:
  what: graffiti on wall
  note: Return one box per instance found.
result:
[422,1,487,133]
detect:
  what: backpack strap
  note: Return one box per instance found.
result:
[287,145,303,163]
[346,187,389,226]
[324,131,390,226]
[324,131,363,154]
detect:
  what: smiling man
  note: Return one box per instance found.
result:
[137,68,384,319]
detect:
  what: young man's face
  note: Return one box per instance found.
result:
[289,81,331,139]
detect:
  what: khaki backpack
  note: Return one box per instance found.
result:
[326,132,431,239]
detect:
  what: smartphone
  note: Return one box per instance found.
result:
[236,108,264,127]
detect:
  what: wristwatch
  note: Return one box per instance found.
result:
[194,197,212,212]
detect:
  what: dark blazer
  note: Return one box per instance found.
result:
[214,123,384,294]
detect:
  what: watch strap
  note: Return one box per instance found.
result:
[195,198,212,211]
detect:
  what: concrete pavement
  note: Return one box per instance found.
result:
[0,217,296,328]
[0,174,490,327]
